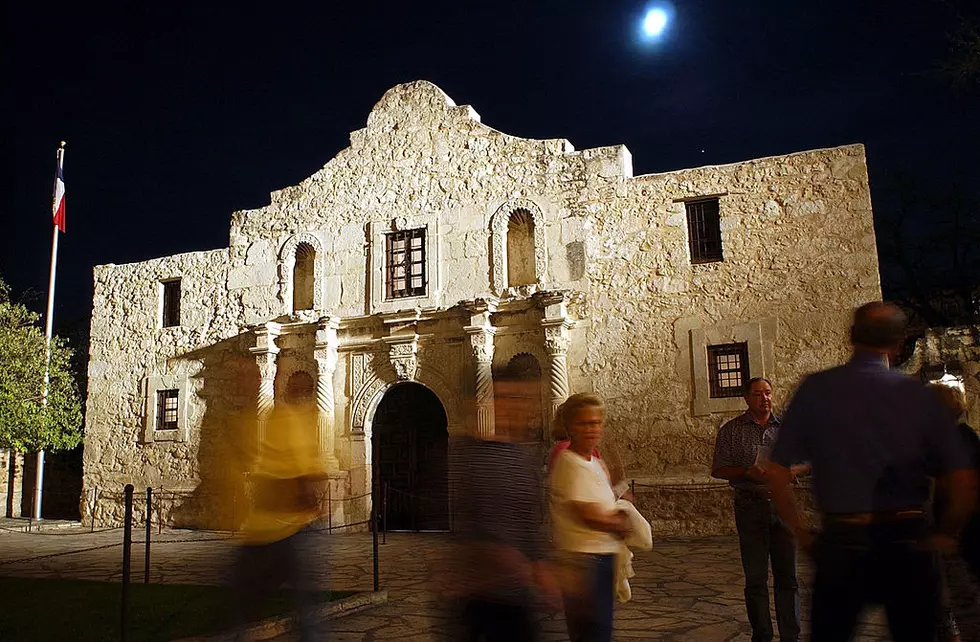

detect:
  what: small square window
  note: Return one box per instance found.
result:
[707,343,749,398]
[161,279,181,328]
[386,228,426,299]
[686,198,723,264]
[156,389,179,430]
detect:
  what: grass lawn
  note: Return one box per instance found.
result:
[0,576,354,641]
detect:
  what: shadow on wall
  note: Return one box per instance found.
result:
[168,333,258,530]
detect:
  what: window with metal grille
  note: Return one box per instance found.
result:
[162,279,181,328]
[707,343,749,398]
[685,198,723,264]
[385,228,426,299]
[156,389,179,430]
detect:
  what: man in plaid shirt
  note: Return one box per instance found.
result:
[712,377,801,642]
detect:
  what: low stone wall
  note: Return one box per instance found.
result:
[82,472,371,533]
[631,478,818,537]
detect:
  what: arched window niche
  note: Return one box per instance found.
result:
[490,199,547,295]
[506,209,536,288]
[277,232,324,314]
[292,243,316,312]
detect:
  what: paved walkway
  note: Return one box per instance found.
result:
[0,526,977,640]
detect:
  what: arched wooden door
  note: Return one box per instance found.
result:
[372,383,449,531]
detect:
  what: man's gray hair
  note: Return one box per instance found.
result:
[743,376,772,397]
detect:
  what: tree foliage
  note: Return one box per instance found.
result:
[0,278,83,453]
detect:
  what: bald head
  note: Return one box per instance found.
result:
[850,302,907,352]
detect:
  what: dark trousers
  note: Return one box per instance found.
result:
[462,598,537,642]
[562,553,615,642]
[811,518,939,642]
[733,494,800,642]
[233,527,322,641]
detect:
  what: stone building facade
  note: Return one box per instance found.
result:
[82,81,881,534]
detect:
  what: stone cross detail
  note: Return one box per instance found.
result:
[315,317,342,470]
[249,322,281,442]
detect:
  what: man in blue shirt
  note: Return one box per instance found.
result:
[767,302,977,641]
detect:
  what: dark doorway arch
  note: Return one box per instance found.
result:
[372,382,449,531]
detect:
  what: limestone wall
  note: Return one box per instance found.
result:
[82,248,248,527]
[82,80,882,534]
[905,325,980,423]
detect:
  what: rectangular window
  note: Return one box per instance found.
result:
[686,198,723,264]
[707,343,749,398]
[385,228,426,299]
[156,389,179,431]
[161,279,181,328]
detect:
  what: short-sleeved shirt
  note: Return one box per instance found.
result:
[712,412,782,494]
[770,351,970,514]
[550,449,620,554]
[547,439,601,472]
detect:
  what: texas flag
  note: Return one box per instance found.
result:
[52,149,66,233]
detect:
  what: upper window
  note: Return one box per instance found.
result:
[707,343,749,398]
[156,389,179,430]
[385,228,426,299]
[161,279,181,328]
[686,198,723,264]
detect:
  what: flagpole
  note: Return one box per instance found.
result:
[34,141,65,521]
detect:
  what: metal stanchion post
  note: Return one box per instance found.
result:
[382,481,387,545]
[327,479,332,532]
[144,487,152,584]
[121,484,134,642]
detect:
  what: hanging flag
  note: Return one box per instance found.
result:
[52,143,66,233]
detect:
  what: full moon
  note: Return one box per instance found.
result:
[643,8,668,37]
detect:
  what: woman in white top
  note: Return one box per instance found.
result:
[550,393,630,642]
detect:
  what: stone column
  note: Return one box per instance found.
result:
[463,301,498,439]
[314,317,341,470]
[538,291,573,431]
[249,322,281,442]
[543,322,570,429]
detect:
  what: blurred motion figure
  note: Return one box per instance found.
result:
[767,302,978,642]
[449,371,559,642]
[233,371,329,641]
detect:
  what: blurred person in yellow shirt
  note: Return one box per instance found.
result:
[233,371,330,641]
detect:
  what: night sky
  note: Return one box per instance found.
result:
[4,1,979,328]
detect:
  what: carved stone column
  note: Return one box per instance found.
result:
[543,322,570,429]
[249,322,281,442]
[463,300,498,439]
[538,291,573,431]
[314,317,342,470]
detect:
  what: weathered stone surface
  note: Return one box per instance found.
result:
[82,81,880,533]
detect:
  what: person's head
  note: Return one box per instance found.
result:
[556,393,605,452]
[492,372,538,442]
[929,382,968,423]
[850,301,907,361]
[743,377,773,418]
[283,371,315,408]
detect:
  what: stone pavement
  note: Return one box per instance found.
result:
[0,526,976,641]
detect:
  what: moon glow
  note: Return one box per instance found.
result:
[643,8,669,37]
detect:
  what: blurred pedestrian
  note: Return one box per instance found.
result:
[233,372,329,641]
[550,393,631,642]
[449,371,561,642]
[767,302,978,642]
[711,377,801,642]
[931,382,980,641]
